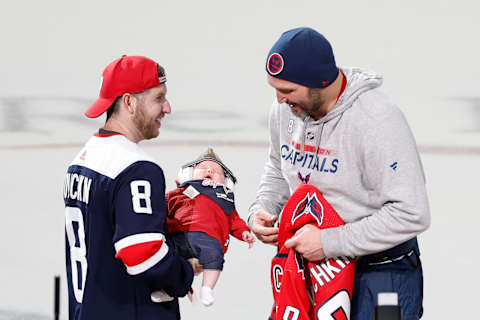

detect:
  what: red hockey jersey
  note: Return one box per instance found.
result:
[270,184,356,320]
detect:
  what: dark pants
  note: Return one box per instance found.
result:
[168,231,225,270]
[351,238,424,320]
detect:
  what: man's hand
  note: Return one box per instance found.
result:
[249,210,279,245]
[151,290,174,303]
[242,231,256,248]
[188,258,203,276]
[284,224,326,261]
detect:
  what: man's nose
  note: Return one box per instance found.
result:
[276,91,287,104]
[163,100,171,114]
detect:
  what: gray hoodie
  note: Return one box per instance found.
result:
[249,67,430,258]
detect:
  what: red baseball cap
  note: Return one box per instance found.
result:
[85,55,167,118]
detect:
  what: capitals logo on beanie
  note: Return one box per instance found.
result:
[266,27,339,89]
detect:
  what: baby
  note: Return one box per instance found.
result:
[166,147,255,306]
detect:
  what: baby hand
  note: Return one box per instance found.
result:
[242,231,255,249]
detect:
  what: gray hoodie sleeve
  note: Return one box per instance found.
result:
[321,106,431,258]
[248,103,290,220]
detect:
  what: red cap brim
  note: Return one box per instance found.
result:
[85,96,117,118]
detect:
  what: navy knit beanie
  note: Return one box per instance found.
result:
[266,27,339,88]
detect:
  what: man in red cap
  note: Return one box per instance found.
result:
[63,56,194,320]
[85,55,170,140]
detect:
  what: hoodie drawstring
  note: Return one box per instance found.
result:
[316,123,325,158]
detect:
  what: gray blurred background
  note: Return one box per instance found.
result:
[1,0,479,319]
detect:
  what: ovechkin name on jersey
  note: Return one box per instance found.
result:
[269,183,356,320]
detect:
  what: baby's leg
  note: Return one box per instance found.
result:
[200,270,221,307]
[185,232,225,306]
[202,269,221,289]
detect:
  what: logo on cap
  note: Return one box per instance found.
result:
[267,53,284,75]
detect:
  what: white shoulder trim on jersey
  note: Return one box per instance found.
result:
[126,243,169,275]
[114,233,166,252]
[71,135,158,179]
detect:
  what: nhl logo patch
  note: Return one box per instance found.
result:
[267,53,284,75]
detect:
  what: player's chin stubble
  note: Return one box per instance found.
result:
[133,107,158,140]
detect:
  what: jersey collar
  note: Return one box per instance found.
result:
[94,128,122,138]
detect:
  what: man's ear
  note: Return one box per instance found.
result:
[122,93,136,114]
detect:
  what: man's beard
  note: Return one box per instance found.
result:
[133,105,158,140]
[304,88,327,119]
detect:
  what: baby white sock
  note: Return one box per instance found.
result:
[200,286,215,307]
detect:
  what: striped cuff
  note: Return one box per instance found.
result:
[115,233,169,275]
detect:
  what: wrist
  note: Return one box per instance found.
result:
[247,212,256,228]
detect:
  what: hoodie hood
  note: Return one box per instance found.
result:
[314,67,383,124]
[291,67,383,158]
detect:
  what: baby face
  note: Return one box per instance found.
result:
[192,160,226,184]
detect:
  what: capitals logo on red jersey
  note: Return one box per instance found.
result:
[291,192,323,227]
[270,183,356,320]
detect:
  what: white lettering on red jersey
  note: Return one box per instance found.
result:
[269,183,356,320]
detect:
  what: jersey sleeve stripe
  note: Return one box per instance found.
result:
[114,233,170,275]
[115,240,164,266]
[125,242,169,275]
[114,233,165,252]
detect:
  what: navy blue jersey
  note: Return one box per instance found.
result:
[63,133,193,320]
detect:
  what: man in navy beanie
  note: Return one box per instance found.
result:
[249,27,430,320]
